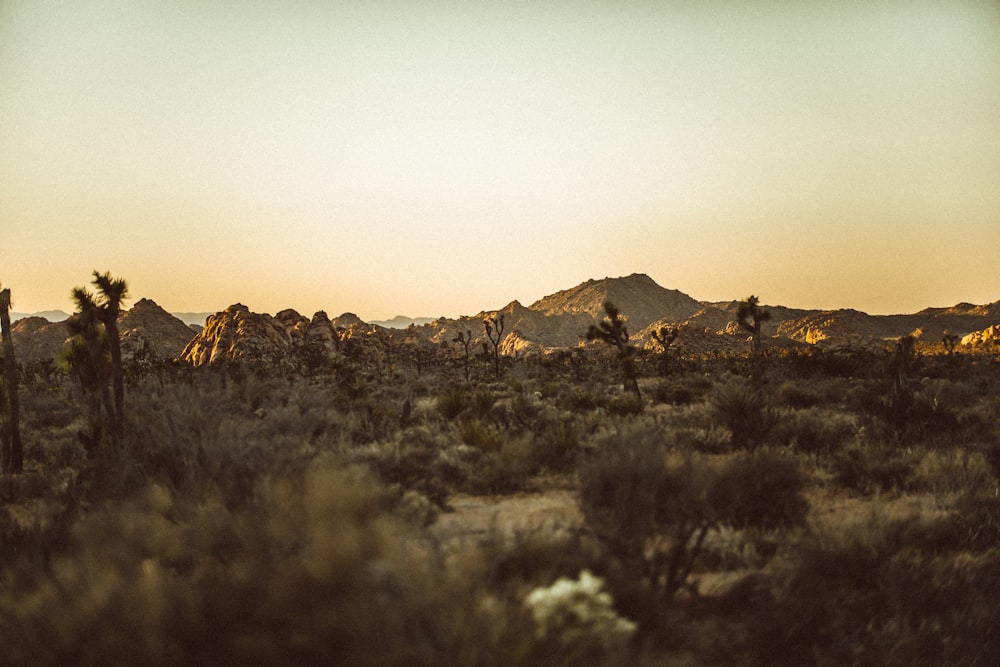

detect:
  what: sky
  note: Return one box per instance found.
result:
[2,1,999,320]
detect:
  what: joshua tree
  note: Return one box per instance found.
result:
[453,329,473,383]
[0,286,23,473]
[587,301,640,397]
[65,272,129,452]
[736,295,771,358]
[483,314,505,380]
[650,324,679,375]
[942,332,960,356]
[92,271,128,442]
[66,287,113,451]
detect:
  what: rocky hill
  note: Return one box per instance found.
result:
[10,317,69,363]
[528,273,703,330]
[9,298,194,364]
[118,298,197,360]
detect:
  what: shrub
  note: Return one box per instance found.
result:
[908,448,995,496]
[710,381,779,450]
[436,385,467,421]
[775,381,822,409]
[578,429,806,599]
[768,408,856,455]
[832,441,916,494]
[709,449,809,532]
[746,513,1000,666]
[607,392,644,417]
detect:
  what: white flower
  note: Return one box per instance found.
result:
[524,569,637,648]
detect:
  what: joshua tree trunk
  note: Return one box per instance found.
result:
[102,312,125,444]
[0,288,24,473]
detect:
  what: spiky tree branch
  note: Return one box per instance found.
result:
[453,329,473,384]
[483,314,505,380]
[587,301,641,397]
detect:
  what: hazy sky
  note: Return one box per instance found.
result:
[2,1,998,319]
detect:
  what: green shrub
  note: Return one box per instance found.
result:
[769,408,855,455]
[745,514,1000,666]
[775,381,822,409]
[908,448,995,496]
[436,385,467,421]
[710,381,779,450]
[709,449,809,532]
[578,429,806,599]
[832,441,915,494]
[607,392,644,417]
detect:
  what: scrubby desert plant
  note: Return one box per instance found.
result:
[710,380,778,450]
[578,429,806,599]
[746,512,1000,666]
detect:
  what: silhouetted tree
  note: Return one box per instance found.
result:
[587,301,640,397]
[942,332,959,355]
[65,287,115,452]
[92,271,128,444]
[453,329,473,383]
[650,324,679,375]
[736,295,771,358]
[483,314,505,380]
[0,286,24,473]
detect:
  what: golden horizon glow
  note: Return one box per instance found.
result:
[2,1,998,320]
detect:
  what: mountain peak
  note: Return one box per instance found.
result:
[529,274,702,330]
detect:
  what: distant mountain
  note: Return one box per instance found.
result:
[369,315,436,329]
[528,273,703,330]
[11,310,70,323]
[7,278,999,365]
[9,299,195,364]
[170,312,214,327]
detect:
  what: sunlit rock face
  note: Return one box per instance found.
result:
[179,304,351,367]
[118,298,197,361]
[180,304,295,367]
[961,324,1000,348]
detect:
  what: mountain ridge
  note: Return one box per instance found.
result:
[7,275,1000,365]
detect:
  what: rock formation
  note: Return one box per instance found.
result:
[961,324,1000,347]
[117,298,197,360]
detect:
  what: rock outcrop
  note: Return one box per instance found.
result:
[961,324,1000,347]
[182,304,298,367]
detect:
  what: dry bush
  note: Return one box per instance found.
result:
[768,407,856,455]
[774,380,823,409]
[743,512,1000,666]
[832,441,916,495]
[578,428,807,600]
[908,447,996,496]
